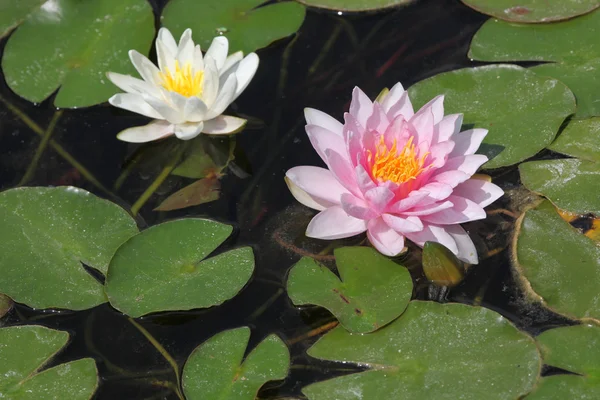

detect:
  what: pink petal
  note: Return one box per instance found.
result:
[306,205,368,240]
[453,179,503,208]
[418,182,453,201]
[428,140,455,168]
[341,193,379,220]
[382,213,423,233]
[421,195,486,225]
[409,107,434,146]
[432,170,470,188]
[306,124,348,165]
[366,102,390,134]
[355,165,377,194]
[365,186,395,213]
[434,113,463,144]
[414,95,445,124]
[343,113,365,166]
[450,128,487,157]
[367,218,405,256]
[387,192,429,213]
[285,177,335,211]
[304,108,343,136]
[444,224,478,264]
[349,87,374,129]
[383,116,409,148]
[402,201,453,216]
[326,150,361,197]
[383,83,414,120]
[438,154,488,176]
[405,224,458,254]
[285,166,349,206]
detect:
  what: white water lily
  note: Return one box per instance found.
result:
[107,27,259,143]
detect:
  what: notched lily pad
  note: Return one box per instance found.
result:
[526,324,600,399]
[513,200,600,321]
[105,218,254,317]
[0,186,139,310]
[297,0,414,12]
[520,158,600,215]
[2,0,155,108]
[287,247,413,333]
[469,10,600,118]
[183,327,289,400]
[461,0,600,23]
[303,301,541,400]
[0,325,98,398]
[0,0,45,38]
[549,117,600,162]
[408,64,575,168]
[161,0,306,54]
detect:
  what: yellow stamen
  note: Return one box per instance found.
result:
[158,61,204,98]
[368,136,429,184]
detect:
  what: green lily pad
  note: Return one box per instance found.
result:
[287,247,413,334]
[161,0,306,54]
[105,219,254,317]
[514,200,600,321]
[0,0,45,38]
[303,301,541,400]
[549,117,600,162]
[422,242,465,287]
[0,293,13,319]
[520,159,600,215]
[154,177,221,212]
[296,0,413,12]
[469,10,600,118]
[2,0,155,108]
[460,0,600,23]
[408,64,575,169]
[0,187,138,310]
[0,325,98,398]
[183,327,289,400]
[526,324,600,399]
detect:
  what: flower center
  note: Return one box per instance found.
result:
[369,136,429,184]
[158,61,204,98]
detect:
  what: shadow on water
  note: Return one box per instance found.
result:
[0,0,574,398]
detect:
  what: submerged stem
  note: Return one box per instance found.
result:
[128,317,184,400]
[19,110,63,185]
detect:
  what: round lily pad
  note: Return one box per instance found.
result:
[105,219,254,317]
[287,247,413,334]
[520,159,600,215]
[161,0,306,54]
[514,200,600,321]
[303,301,541,400]
[0,325,98,398]
[0,0,45,38]
[2,0,155,108]
[526,324,600,399]
[183,327,289,400]
[461,0,600,23]
[408,64,575,169]
[549,117,600,162]
[0,187,138,310]
[469,10,600,118]
[296,0,414,12]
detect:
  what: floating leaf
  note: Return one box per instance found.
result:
[549,117,600,162]
[0,294,13,319]
[161,0,306,54]
[0,325,98,398]
[183,327,289,400]
[303,301,540,400]
[520,159,600,215]
[526,324,600,399]
[460,0,600,23]
[287,247,412,334]
[469,10,600,118]
[0,187,138,310]
[106,219,254,317]
[2,0,155,108]
[422,241,465,287]
[408,65,575,168]
[514,200,600,321]
[154,177,221,212]
[0,0,45,38]
[296,0,414,12]
[172,136,233,179]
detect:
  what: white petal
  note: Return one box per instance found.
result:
[129,50,160,86]
[201,56,220,107]
[156,36,176,74]
[176,28,194,66]
[170,92,188,112]
[405,224,458,255]
[204,73,237,120]
[202,115,246,135]
[286,166,349,206]
[231,52,259,101]
[173,121,204,140]
[193,45,204,72]
[206,36,229,70]
[117,120,174,143]
[285,177,331,211]
[304,108,343,136]
[183,96,208,122]
[142,93,186,124]
[157,27,178,56]
[108,93,162,119]
[306,205,368,240]
[106,72,159,96]
[444,224,478,264]
[220,51,243,77]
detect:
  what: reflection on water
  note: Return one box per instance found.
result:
[0,0,574,398]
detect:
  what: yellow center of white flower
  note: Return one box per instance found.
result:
[369,136,429,184]
[158,61,204,98]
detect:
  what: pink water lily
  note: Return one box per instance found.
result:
[285,83,503,264]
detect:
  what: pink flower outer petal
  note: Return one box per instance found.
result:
[306,205,368,240]
[367,217,405,256]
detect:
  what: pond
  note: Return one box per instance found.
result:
[1,0,600,399]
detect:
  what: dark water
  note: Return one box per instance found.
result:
[0,0,574,398]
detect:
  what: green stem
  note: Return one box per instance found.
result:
[19,110,63,186]
[0,95,112,196]
[128,317,184,400]
[130,141,189,216]
[308,23,342,76]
